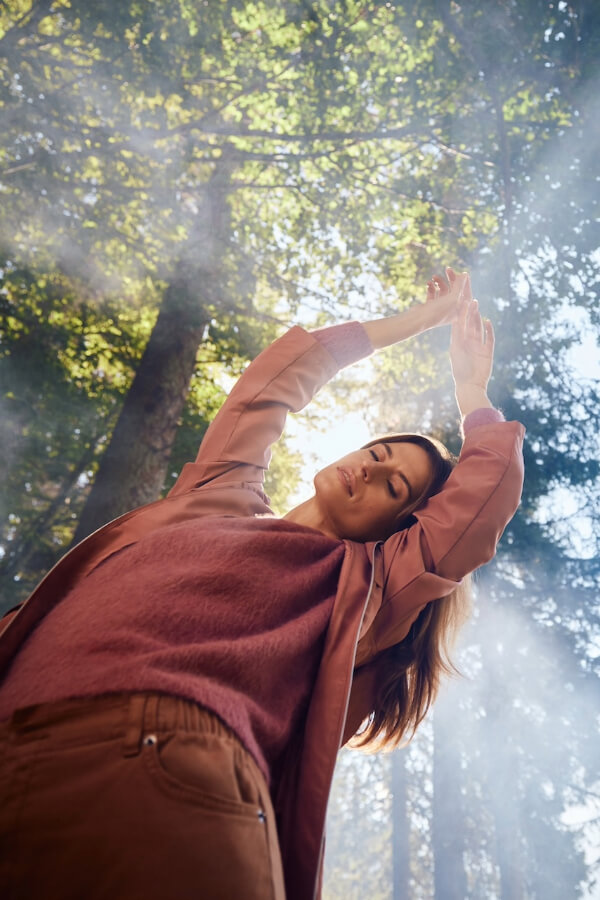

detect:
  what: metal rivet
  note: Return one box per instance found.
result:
[258,809,266,823]
[143,734,157,746]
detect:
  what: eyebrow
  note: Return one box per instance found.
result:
[382,442,414,502]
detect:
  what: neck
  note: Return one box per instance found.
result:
[283,496,338,539]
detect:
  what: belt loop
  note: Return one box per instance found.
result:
[122,694,148,757]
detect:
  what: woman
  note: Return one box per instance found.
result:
[0,270,524,900]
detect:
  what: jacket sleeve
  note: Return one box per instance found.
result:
[169,325,371,496]
[361,419,525,658]
[0,605,22,635]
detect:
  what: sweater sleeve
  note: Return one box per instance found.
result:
[365,419,525,655]
[169,323,373,495]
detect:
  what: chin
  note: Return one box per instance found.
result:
[314,465,336,496]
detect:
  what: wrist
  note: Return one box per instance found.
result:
[455,383,492,417]
[363,302,431,350]
[363,293,455,351]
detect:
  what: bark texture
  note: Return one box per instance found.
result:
[392,750,411,900]
[72,166,232,542]
[432,696,469,900]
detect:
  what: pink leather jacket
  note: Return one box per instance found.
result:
[0,325,525,900]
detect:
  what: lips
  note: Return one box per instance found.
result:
[337,467,354,497]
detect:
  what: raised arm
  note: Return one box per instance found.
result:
[360,298,524,658]
[168,327,342,494]
[170,271,469,495]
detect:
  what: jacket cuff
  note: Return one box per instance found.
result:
[463,407,506,433]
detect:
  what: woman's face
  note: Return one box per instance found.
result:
[313,439,434,542]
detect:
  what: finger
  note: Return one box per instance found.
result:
[433,274,447,294]
[484,318,495,352]
[446,266,456,284]
[457,274,470,312]
[463,272,472,302]
[453,293,470,341]
[426,280,435,301]
[467,299,483,341]
[474,301,485,342]
[464,299,474,335]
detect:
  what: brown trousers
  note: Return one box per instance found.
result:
[0,693,286,899]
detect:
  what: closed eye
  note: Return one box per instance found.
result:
[369,449,378,461]
[387,481,398,499]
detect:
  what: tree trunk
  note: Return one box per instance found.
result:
[487,727,526,897]
[432,694,469,900]
[71,166,233,542]
[391,749,411,900]
[480,647,527,900]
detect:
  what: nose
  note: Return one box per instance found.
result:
[361,459,386,482]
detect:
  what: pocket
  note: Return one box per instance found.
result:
[141,731,264,818]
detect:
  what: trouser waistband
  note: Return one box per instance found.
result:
[0,692,242,759]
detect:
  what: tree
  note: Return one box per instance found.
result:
[1,0,493,590]
[2,0,599,893]
[391,749,411,900]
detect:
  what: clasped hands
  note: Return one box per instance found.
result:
[360,266,494,414]
[425,267,495,414]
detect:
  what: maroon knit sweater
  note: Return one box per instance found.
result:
[0,517,345,781]
[0,324,372,781]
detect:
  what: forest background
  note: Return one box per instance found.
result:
[0,1,598,897]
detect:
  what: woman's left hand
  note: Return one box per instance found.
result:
[362,266,470,350]
[424,267,470,328]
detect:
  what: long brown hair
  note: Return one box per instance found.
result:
[352,433,473,750]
